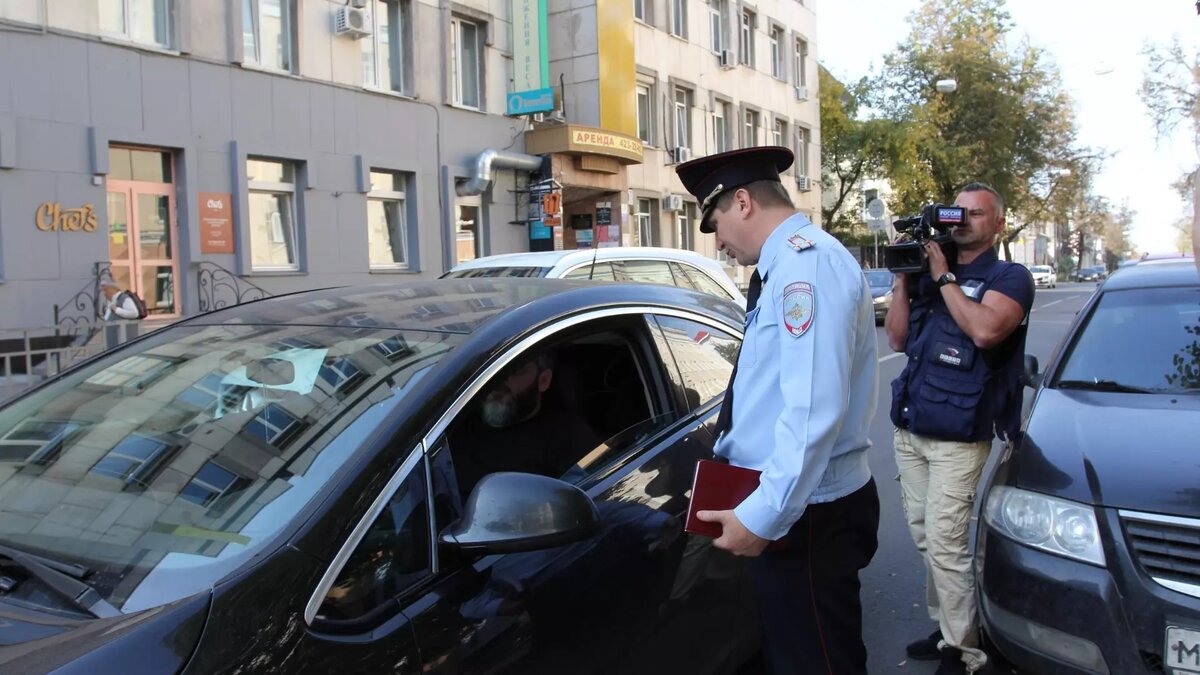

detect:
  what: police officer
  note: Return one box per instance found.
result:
[676,147,881,675]
[885,183,1034,675]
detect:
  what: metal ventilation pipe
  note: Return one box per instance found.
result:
[455,149,543,196]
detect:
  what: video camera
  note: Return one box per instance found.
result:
[883,204,965,274]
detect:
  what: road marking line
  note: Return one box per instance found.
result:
[879,352,906,363]
[1032,298,1066,312]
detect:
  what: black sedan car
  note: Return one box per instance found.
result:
[1072,265,1108,283]
[977,260,1200,674]
[0,280,760,674]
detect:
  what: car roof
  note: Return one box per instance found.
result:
[448,247,721,272]
[180,278,743,333]
[1102,259,1199,291]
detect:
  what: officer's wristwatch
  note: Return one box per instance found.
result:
[936,272,958,288]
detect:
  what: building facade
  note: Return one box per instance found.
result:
[0,0,530,331]
[524,0,820,289]
[0,0,819,333]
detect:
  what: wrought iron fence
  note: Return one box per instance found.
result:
[51,261,112,350]
[197,262,272,313]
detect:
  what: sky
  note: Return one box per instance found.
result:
[816,0,1199,254]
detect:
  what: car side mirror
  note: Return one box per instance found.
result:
[439,472,600,554]
[1021,354,1041,389]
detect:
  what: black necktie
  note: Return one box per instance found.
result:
[713,269,764,436]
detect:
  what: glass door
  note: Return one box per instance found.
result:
[106,147,180,317]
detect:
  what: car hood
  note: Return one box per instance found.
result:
[0,591,209,673]
[869,286,891,298]
[1015,389,1200,516]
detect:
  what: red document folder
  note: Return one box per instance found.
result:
[684,459,763,538]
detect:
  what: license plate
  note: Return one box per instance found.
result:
[1166,626,1200,674]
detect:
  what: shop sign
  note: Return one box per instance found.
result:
[570,129,644,158]
[35,202,99,232]
[509,0,551,116]
[199,192,235,254]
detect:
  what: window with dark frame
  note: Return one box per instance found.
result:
[367,170,410,270]
[247,158,300,271]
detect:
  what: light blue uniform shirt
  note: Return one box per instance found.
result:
[716,213,879,540]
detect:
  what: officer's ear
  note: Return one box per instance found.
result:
[537,368,553,393]
[734,188,753,219]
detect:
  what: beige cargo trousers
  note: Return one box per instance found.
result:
[894,428,992,673]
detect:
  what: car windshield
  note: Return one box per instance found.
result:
[1031,266,1052,274]
[864,270,894,288]
[0,324,462,613]
[1055,287,1200,394]
[443,266,551,279]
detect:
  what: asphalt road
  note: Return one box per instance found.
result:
[860,282,1100,674]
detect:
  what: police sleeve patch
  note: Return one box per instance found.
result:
[782,282,815,337]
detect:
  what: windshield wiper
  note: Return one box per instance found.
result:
[1057,379,1154,394]
[0,543,120,618]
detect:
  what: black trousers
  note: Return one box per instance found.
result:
[750,478,880,675]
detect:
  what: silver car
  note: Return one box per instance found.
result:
[443,247,747,305]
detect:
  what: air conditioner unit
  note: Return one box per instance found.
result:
[794,85,809,101]
[349,0,369,7]
[670,146,692,164]
[664,194,685,211]
[796,175,810,191]
[718,49,735,69]
[334,6,372,39]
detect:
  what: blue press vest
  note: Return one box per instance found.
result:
[889,256,1027,442]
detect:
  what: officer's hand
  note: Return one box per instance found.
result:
[925,240,950,280]
[696,509,770,557]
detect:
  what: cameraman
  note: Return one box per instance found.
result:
[885,183,1034,675]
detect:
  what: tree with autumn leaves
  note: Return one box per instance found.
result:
[820,0,1135,267]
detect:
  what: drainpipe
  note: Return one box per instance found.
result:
[455,149,543,196]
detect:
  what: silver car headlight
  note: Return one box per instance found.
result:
[984,486,1106,566]
[873,291,892,305]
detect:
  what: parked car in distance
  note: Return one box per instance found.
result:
[1071,265,1107,282]
[976,260,1200,675]
[442,247,746,305]
[1028,265,1056,288]
[864,269,895,324]
[0,280,761,674]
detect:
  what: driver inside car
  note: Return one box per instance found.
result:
[452,350,602,496]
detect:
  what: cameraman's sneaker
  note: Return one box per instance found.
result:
[935,647,967,675]
[906,629,943,660]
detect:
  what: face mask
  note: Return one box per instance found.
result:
[479,377,541,428]
[481,394,517,428]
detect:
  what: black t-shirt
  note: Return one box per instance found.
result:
[452,408,604,497]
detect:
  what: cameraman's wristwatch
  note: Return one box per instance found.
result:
[936,272,958,288]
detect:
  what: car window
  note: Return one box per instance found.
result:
[671,262,735,301]
[864,270,895,288]
[0,324,461,614]
[563,262,618,281]
[1031,266,1052,273]
[620,260,676,287]
[1055,287,1200,393]
[443,266,550,279]
[444,320,674,499]
[317,458,431,623]
[653,316,739,410]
